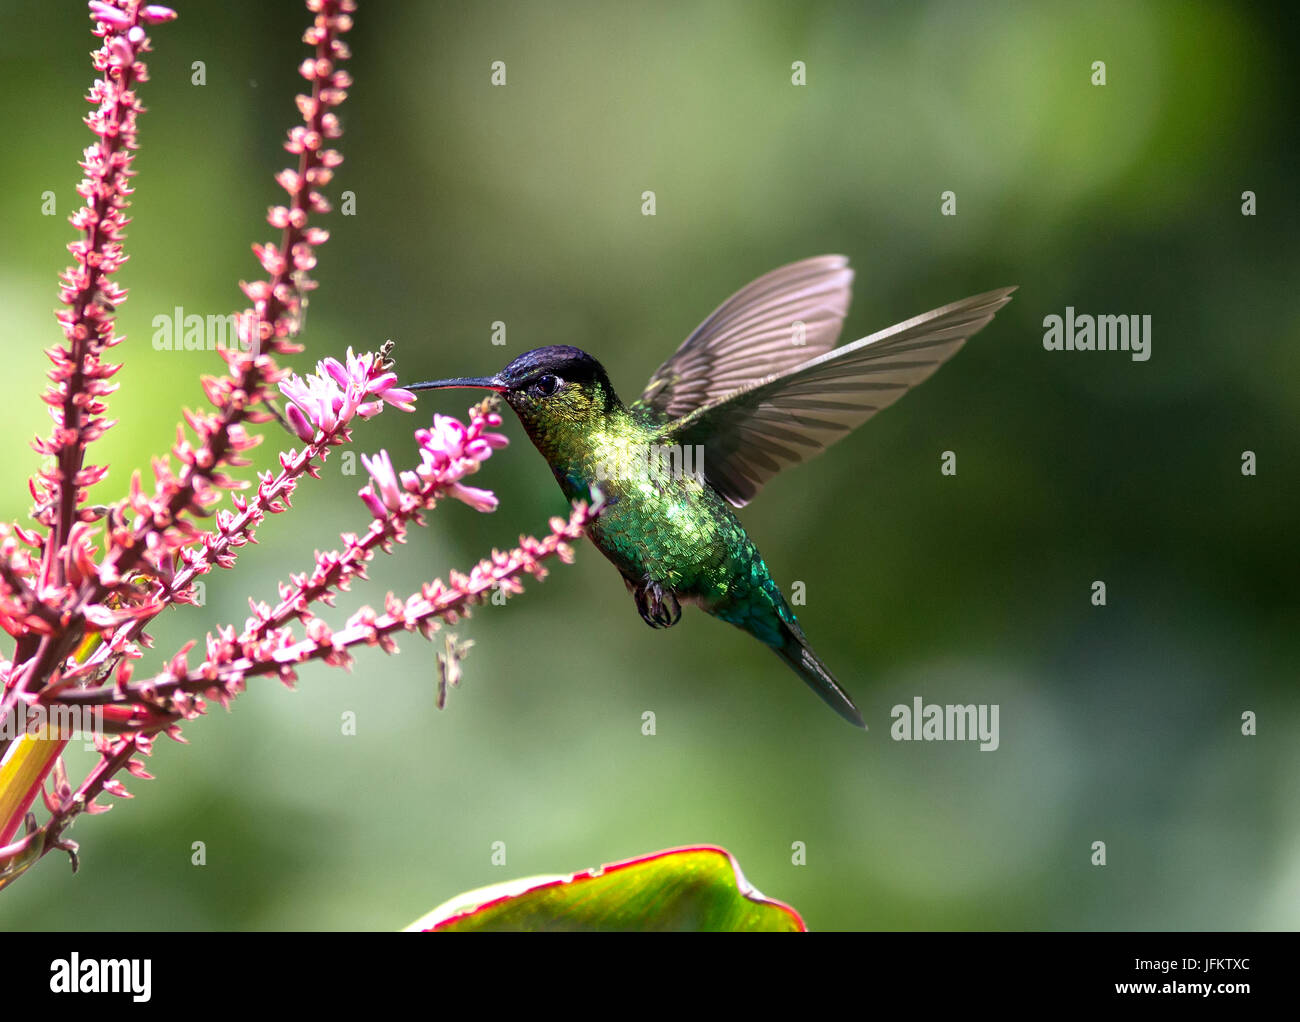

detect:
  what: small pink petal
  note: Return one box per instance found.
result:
[358,487,385,519]
[361,450,402,509]
[285,403,315,442]
[89,2,132,29]
[366,371,398,393]
[322,357,350,389]
[379,387,415,412]
[141,5,178,23]
[107,36,135,66]
[449,483,498,513]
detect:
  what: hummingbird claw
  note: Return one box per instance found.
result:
[633,577,681,629]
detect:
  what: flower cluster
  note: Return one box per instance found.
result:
[32,2,176,557]
[87,0,358,612]
[361,401,509,518]
[0,1,595,892]
[281,347,416,442]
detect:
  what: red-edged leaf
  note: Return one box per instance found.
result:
[407,845,805,932]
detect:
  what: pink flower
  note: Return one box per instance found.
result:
[107,35,135,67]
[88,2,132,31]
[140,5,178,24]
[358,402,508,518]
[278,347,414,441]
[321,347,416,418]
[446,483,498,513]
[359,450,402,515]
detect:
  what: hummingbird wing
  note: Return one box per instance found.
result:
[666,286,1017,507]
[633,255,854,420]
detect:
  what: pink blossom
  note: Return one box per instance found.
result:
[358,402,508,518]
[445,483,498,513]
[279,348,413,441]
[360,450,402,514]
[88,2,132,31]
[140,6,178,24]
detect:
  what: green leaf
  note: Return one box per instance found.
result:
[406,845,805,932]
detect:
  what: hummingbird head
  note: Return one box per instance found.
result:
[405,345,623,444]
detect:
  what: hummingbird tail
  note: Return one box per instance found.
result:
[773,622,866,729]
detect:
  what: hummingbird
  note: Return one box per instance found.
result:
[407,256,1015,727]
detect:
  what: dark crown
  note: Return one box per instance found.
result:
[498,345,612,391]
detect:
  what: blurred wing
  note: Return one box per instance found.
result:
[635,255,854,419]
[670,287,1017,507]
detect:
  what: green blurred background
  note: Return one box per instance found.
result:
[1,0,1296,930]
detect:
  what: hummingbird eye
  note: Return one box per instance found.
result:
[530,374,561,398]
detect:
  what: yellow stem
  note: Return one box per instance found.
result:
[0,734,67,844]
[0,632,104,847]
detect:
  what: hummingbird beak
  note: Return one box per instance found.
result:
[403,375,508,393]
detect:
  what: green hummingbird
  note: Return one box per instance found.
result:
[407,256,1015,726]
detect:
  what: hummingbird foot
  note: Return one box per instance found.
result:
[632,577,681,629]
